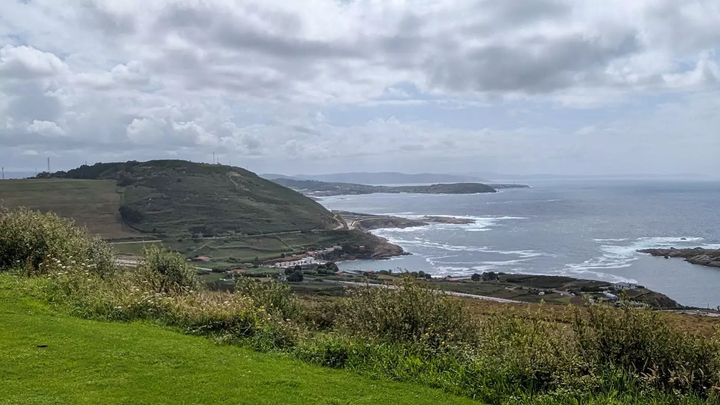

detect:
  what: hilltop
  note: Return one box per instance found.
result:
[270,178,498,196]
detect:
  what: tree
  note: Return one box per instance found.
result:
[284,267,294,276]
[287,269,304,282]
[294,265,302,272]
[471,273,481,282]
[325,261,339,272]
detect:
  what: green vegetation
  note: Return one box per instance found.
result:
[0,207,115,278]
[0,277,474,405]
[271,178,498,196]
[50,160,341,237]
[2,207,720,404]
[0,179,137,238]
[2,160,400,264]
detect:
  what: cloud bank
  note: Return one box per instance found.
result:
[1,0,719,175]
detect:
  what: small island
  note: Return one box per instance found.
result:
[639,247,720,269]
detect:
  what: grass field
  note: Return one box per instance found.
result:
[0,179,138,239]
[0,275,474,405]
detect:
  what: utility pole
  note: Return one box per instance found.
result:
[1,167,4,180]
[47,157,50,173]
[212,152,215,165]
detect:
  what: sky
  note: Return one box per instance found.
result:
[0,0,719,176]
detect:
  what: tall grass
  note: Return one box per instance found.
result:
[2,206,719,404]
[0,206,114,277]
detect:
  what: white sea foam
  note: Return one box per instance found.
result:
[564,236,720,276]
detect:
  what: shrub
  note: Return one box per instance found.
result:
[287,269,304,282]
[235,277,298,321]
[573,303,720,396]
[133,246,202,294]
[0,206,115,277]
[337,277,477,349]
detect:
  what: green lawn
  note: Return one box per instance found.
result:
[0,276,475,405]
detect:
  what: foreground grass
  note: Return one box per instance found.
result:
[0,276,475,405]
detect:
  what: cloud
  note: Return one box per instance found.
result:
[27,120,65,137]
[0,45,68,79]
[0,0,718,175]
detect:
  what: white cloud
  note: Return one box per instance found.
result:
[26,120,65,137]
[0,45,68,80]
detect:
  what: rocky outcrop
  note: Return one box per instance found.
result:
[639,248,720,269]
[423,216,475,225]
[370,239,406,259]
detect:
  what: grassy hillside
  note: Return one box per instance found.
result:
[47,160,341,238]
[0,276,473,405]
[0,179,138,239]
[2,161,390,263]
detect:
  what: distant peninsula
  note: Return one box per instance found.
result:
[336,211,475,231]
[270,178,528,197]
[262,172,487,184]
[639,248,720,269]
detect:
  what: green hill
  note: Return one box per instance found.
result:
[46,160,342,238]
[2,161,397,264]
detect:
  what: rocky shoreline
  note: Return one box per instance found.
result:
[639,248,720,269]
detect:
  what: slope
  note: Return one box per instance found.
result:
[51,160,342,237]
[0,276,474,405]
[0,179,138,239]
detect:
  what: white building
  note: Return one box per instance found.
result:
[273,256,320,268]
[612,282,638,291]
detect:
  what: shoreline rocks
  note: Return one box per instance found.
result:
[638,248,720,269]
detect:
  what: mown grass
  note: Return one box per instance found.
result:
[2,207,720,405]
[0,276,475,405]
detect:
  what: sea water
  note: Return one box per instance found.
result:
[321,180,720,308]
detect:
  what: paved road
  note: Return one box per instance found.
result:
[325,280,522,304]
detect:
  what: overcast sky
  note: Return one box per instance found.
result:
[1,0,719,176]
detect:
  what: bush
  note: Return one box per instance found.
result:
[0,207,115,277]
[133,246,202,294]
[287,269,304,282]
[573,302,720,396]
[235,277,298,321]
[338,277,477,349]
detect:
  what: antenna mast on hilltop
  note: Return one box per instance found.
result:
[47,157,50,173]
[213,152,215,165]
[1,167,4,180]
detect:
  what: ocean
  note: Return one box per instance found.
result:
[320,180,720,308]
